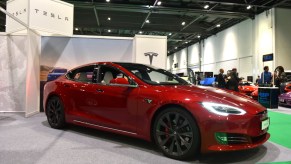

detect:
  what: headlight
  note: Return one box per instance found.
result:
[201,102,246,116]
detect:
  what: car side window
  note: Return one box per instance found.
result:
[98,65,130,85]
[66,65,98,83]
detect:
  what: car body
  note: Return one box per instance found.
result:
[43,62,270,160]
[238,81,258,96]
[47,68,67,82]
[278,92,291,107]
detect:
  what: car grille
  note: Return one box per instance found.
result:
[223,133,267,145]
[226,134,249,144]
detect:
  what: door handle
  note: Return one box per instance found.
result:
[63,84,71,88]
[96,89,104,93]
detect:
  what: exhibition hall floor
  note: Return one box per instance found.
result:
[1,107,291,164]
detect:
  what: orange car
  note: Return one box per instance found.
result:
[251,89,258,100]
[238,81,258,96]
[285,84,291,92]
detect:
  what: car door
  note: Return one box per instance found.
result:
[88,65,139,133]
[62,65,99,122]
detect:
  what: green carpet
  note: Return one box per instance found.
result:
[268,111,291,149]
[261,162,291,164]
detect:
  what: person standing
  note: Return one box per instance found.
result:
[274,66,287,93]
[227,68,240,92]
[217,68,226,88]
[259,66,272,86]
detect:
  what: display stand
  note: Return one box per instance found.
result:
[258,87,279,108]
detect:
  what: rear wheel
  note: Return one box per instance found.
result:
[153,107,200,160]
[46,96,66,129]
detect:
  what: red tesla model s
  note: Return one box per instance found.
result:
[43,62,270,160]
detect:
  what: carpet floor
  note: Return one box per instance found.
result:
[1,107,291,164]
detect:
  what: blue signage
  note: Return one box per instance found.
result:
[263,54,273,62]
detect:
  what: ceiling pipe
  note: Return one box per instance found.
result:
[93,7,102,34]
[169,3,218,39]
[140,0,159,29]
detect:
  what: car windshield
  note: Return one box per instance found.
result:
[116,63,189,85]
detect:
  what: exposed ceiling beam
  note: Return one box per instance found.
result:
[75,26,210,35]
[169,3,219,39]
[93,7,101,34]
[196,0,270,8]
[71,2,252,19]
[140,0,158,29]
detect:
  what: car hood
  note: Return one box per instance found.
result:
[163,85,265,115]
[279,92,291,98]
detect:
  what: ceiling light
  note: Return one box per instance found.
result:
[146,19,150,23]
[106,0,110,2]
[204,4,209,9]
[197,35,201,38]
[185,41,188,44]
[107,17,111,21]
[175,47,178,49]
[157,1,162,6]
[181,21,186,26]
[139,31,143,34]
[216,24,221,27]
[147,5,152,8]
[75,27,79,31]
[246,5,252,10]
[168,33,172,36]
[108,29,111,32]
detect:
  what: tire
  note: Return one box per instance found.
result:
[46,96,66,129]
[153,107,200,160]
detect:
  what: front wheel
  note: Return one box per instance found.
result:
[46,96,66,129]
[153,108,200,160]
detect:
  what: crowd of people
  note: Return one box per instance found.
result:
[217,68,240,91]
[216,66,288,93]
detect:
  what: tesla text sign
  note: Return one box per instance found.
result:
[6,0,74,35]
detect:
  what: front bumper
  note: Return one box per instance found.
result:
[196,110,270,153]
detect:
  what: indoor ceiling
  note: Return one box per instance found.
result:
[1,0,291,54]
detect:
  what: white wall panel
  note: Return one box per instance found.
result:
[202,63,216,72]
[188,44,199,66]
[275,8,291,70]
[216,60,238,73]
[171,49,187,75]
[202,37,216,64]
[0,35,27,112]
[239,57,253,80]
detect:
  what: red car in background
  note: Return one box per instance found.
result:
[238,81,258,96]
[251,89,259,100]
[43,62,270,160]
[285,84,291,92]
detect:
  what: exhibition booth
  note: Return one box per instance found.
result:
[1,0,291,163]
[0,0,167,116]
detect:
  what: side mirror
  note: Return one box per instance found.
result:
[110,78,129,85]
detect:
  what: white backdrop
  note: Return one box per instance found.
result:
[134,35,167,69]
[0,34,27,112]
[41,36,133,70]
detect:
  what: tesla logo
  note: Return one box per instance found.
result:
[144,52,158,65]
[144,98,153,104]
